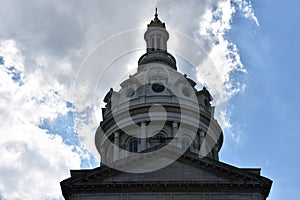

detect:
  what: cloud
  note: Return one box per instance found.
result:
[233,0,259,25]
[0,39,83,200]
[0,0,259,199]
[0,128,80,200]
[195,0,258,141]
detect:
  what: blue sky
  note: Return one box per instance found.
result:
[0,0,299,199]
[220,1,300,199]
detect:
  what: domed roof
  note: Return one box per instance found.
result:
[148,8,165,28]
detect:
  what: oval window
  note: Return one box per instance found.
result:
[152,83,165,93]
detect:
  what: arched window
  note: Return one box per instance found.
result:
[129,139,138,153]
[154,133,165,138]
[154,133,167,142]
[149,132,167,147]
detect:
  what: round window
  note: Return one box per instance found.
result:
[152,83,165,93]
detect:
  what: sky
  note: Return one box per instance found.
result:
[0,0,299,199]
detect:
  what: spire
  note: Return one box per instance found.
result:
[154,7,158,19]
[148,7,165,28]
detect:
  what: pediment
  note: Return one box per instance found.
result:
[96,159,228,183]
[62,147,269,186]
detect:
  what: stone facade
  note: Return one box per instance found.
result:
[61,10,272,200]
[61,147,271,199]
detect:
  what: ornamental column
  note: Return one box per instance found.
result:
[172,121,178,137]
[213,145,219,161]
[113,131,120,161]
[141,122,147,151]
[199,130,206,157]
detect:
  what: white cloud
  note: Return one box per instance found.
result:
[0,40,82,200]
[0,0,259,199]
[195,0,258,141]
[0,127,80,200]
[233,0,259,25]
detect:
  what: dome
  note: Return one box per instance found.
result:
[96,11,223,165]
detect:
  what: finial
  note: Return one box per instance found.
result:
[155,7,158,18]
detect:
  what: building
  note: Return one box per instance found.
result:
[61,10,272,200]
